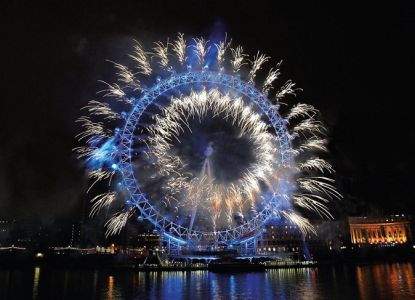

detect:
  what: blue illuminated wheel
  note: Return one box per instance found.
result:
[76,34,340,250]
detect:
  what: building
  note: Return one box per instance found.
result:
[307,220,348,250]
[69,222,82,247]
[348,216,412,245]
[258,221,303,254]
[0,220,13,245]
[256,219,349,260]
[137,233,161,249]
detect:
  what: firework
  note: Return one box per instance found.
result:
[215,34,231,70]
[170,33,187,65]
[192,37,210,66]
[153,40,170,69]
[230,46,247,73]
[82,100,120,120]
[262,61,282,94]
[248,51,270,83]
[147,89,276,230]
[75,33,341,246]
[90,192,117,217]
[129,41,152,75]
[86,168,115,193]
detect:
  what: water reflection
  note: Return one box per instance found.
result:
[0,262,413,299]
[32,267,40,300]
[357,262,415,300]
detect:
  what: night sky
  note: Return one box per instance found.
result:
[2,1,414,225]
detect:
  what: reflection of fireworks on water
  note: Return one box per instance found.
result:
[74,33,341,240]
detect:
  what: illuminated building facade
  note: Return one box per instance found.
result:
[349,216,412,245]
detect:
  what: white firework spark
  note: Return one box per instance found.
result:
[153,40,170,69]
[281,210,316,235]
[129,41,152,75]
[299,158,335,174]
[215,34,231,70]
[105,210,132,237]
[192,37,210,66]
[82,100,120,120]
[297,177,341,199]
[106,60,136,84]
[248,51,270,83]
[287,103,318,120]
[97,81,126,98]
[262,61,282,94]
[293,118,326,137]
[276,79,301,100]
[171,33,187,65]
[75,116,110,143]
[87,168,115,193]
[230,46,248,73]
[292,193,333,219]
[90,192,117,217]
[298,138,328,153]
[73,146,96,160]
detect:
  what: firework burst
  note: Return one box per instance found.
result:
[75,33,341,244]
[147,89,277,230]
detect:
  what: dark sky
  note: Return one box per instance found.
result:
[2,1,414,224]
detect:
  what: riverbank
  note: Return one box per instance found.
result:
[1,244,414,271]
[2,255,414,272]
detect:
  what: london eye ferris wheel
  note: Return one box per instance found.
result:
[75,33,340,253]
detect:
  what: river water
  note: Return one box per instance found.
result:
[0,262,414,299]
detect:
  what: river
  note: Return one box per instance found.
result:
[1,262,414,299]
